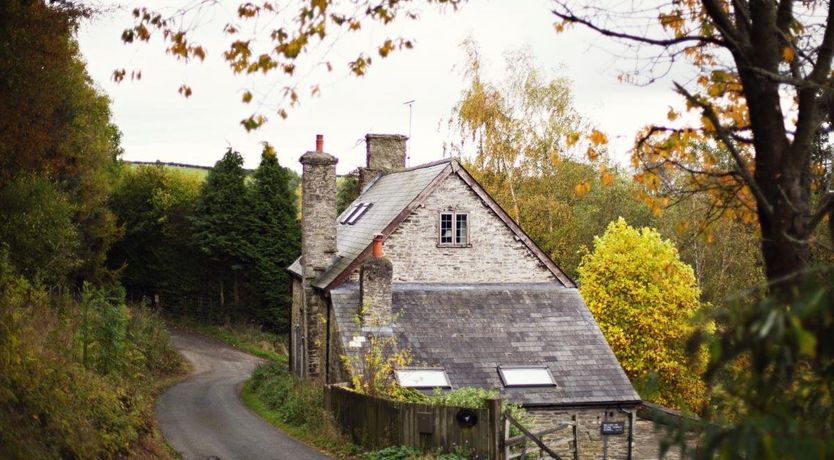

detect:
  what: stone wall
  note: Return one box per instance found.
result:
[360,255,393,325]
[632,418,684,460]
[381,174,557,284]
[290,277,303,376]
[299,149,337,380]
[526,406,686,460]
[304,289,327,380]
[300,150,338,279]
[365,134,407,171]
[526,406,631,460]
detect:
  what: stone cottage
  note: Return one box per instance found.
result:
[288,134,646,459]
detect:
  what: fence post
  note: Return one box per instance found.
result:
[324,385,332,413]
[488,398,503,460]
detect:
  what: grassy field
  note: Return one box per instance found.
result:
[125,161,213,179]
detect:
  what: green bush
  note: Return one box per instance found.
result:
[0,255,185,459]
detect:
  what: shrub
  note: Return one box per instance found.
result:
[0,255,185,459]
[363,445,469,460]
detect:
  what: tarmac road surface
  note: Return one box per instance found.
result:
[156,329,332,460]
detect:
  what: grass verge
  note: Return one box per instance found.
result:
[242,363,359,459]
[166,316,288,364]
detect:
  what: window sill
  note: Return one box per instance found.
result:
[437,243,472,248]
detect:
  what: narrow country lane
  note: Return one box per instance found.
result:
[156,330,332,460]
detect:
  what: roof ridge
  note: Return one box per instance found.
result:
[385,157,457,174]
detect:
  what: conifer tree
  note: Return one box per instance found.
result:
[247,145,300,331]
[192,149,253,313]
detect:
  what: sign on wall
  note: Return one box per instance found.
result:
[600,421,625,435]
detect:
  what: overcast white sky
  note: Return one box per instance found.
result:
[78,0,688,174]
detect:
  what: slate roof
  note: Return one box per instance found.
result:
[287,159,451,287]
[330,283,640,406]
[288,158,575,288]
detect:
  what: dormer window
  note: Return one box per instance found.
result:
[438,211,468,246]
[341,203,372,225]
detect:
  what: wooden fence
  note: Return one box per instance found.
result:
[324,385,503,458]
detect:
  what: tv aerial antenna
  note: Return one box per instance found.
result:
[403,99,415,166]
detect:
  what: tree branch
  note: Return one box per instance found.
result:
[701,0,747,52]
[550,4,725,48]
[674,82,774,217]
[732,0,753,38]
[809,191,834,232]
[807,1,834,85]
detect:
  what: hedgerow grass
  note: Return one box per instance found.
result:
[242,363,359,458]
[166,316,288,364]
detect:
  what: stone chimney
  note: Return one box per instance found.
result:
[360,234,393,326]
[358,133,408,190]
[300,134,338,281]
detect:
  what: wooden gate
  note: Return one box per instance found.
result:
[503,412,577,460]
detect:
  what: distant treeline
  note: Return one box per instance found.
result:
[109,149,301,331]
[125,160,218,172]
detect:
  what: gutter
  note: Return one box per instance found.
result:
[521,399,641,409]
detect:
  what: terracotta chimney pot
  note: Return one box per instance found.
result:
[372,233,384,257]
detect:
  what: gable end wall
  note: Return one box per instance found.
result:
[381,173,556,283]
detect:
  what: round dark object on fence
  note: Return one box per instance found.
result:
[456,409,478,427]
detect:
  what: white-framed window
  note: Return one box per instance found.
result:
[340,203,372,225]
[497,366,556,387]
[395,368,452,389]
[438,211,469,246]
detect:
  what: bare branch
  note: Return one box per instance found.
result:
[551,4,725,48]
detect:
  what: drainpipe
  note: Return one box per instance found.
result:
[603,408,608,460]
[325,292,331,383]
[618,406,634,460]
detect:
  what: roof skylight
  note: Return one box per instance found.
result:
[498,366,556,387]
[340,203,372,225]
[395,368,451,389]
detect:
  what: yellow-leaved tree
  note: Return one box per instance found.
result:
[578,218,706,412]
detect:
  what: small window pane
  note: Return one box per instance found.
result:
[455,214,468,244]
[395,369,451,388]
[440,214,453,244]
[498,367,555,387]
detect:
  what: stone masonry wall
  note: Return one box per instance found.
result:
[632,418,685,460]
[304,289,327,379]
[300,151,338,279]
[527,407,631,460]
[290,277,303,376]
[365,134,407,171]
[299,150,337,380]
[359,256,394,325]
[526,407,685,460]
[381,174,556,284]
